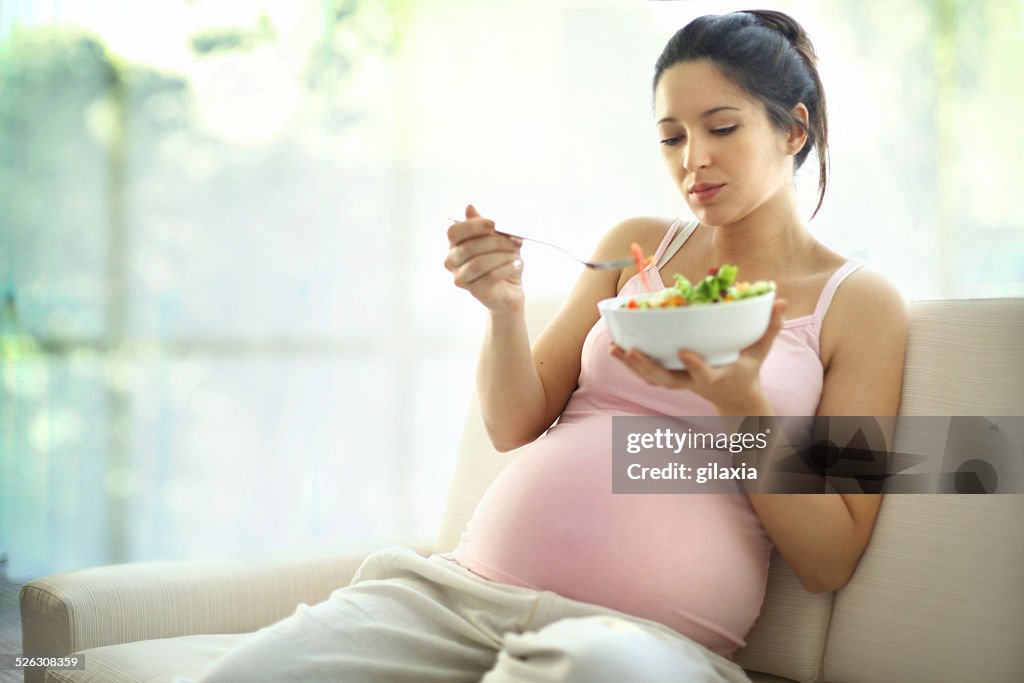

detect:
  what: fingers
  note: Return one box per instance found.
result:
[452,252,523,289]
[447,218,495,246]
[611,344,692,389]
[444,233,521,272]
[445,206,524,297]
[473,258,524,289]
[448,205,501,246]
[677,349,713,384]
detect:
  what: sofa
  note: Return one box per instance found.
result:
[19,297,1024,683]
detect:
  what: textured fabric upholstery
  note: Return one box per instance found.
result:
[21,549,391,683]
[45,634,247,683]
[821,298,1024,683]
[824,494,1024,683]
[896,298,1024,416]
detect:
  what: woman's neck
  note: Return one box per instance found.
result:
[701,190,816,275]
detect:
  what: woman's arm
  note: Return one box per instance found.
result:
[745,268,908,592]
[453,212,666,452]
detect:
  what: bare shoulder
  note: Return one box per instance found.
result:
[830,266,908,324]
[820,264,909,369]
[593,215,674,255]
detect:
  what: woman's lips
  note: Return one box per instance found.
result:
[690,184,724,202]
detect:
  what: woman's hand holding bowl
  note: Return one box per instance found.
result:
[611,298,788,414]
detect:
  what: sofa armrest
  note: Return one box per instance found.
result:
[20,543,433,658]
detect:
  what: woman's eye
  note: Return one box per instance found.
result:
[660,126,737,145]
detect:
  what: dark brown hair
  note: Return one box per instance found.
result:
[653,10,829,218]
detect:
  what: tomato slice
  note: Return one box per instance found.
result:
[630,242,644,270]
[630,243,657,292]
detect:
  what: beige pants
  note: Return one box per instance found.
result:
[197,545,752,683]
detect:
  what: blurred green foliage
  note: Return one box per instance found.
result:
[305,0,408,97]
[0,27,197,338]
[0,29,118,338]
[0,0,411,338]
[188,10,277,55]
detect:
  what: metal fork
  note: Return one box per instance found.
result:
[446,217,635,270]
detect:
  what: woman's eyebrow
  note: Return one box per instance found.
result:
[656,106,742,125]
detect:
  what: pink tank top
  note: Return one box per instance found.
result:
[452,218,864,658]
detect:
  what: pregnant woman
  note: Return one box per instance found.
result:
[199,9,907,683]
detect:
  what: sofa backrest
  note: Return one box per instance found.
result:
[819,298,1024,683]
[436,297,1024,683]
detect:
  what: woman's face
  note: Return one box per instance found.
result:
[653,59,804,227]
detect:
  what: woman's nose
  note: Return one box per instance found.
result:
[682,139,710,171]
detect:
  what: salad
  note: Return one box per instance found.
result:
[622,264,775,309]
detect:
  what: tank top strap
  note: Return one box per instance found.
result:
[812,258,866,325]
[648,217,683,266]
[654,218,700,269]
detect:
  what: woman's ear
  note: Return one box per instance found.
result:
[787,103,810,155]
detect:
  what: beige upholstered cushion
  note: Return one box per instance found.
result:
[822,298,1024,683]
[748,672,810,683]
[20,550,375,683]
[45,633,247,683]
[824,495,1024,683]
[895,298,1024,416]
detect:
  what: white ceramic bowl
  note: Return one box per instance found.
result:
[597,290,776,369]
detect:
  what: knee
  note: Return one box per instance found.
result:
[500,616,720,683]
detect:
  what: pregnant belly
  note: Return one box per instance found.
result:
[452,416,773,657]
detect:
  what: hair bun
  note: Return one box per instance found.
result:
[745,9,817,63]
